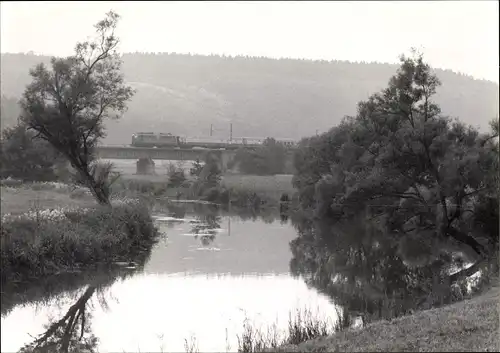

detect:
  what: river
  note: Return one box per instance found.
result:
[2,200,487,353]
[1,203,340,352]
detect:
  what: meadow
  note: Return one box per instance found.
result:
[1,181,95,216]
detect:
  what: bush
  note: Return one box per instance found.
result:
[0,123,67,182]
[190,159,204,177]
[0,200,159,284]
[167,162,187,188]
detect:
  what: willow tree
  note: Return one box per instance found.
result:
[20,11,134,205]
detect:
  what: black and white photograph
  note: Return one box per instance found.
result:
[0,1,498,352]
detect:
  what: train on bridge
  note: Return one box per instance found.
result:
[131,132,296,149]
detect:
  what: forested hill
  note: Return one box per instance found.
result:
[1,52,498,144]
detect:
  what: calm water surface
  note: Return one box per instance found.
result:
[1,206,339,352]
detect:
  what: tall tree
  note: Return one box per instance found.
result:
[19,11,134,205]
[293,50,498,273]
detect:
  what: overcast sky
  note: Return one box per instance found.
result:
[1,1,498,82]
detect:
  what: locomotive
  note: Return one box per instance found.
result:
[131,132,296,149]
[131,132,183,148]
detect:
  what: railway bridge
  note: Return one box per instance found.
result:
[95,145,296,174]
[95,146,235,173]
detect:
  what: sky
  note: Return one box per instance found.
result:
[1,1,499,83]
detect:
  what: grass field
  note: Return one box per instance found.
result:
[0,186,95,216]
[274,280,500,352]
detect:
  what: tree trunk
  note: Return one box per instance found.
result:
[88,177,110,206]
[444,226,487,257]
[75,162,110,206]
[32,286,96,353]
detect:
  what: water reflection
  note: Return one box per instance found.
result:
[3,203,342,353]
[5,201,495,352]
[3,274,338,353]
[288,212,495,325]
[9,258,153,353]
[19,286,99,353]
[190,212,221,247]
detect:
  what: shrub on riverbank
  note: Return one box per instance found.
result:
[0,199,159,284]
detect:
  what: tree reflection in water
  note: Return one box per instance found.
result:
[187,203,287,246]
[20,285,99,353]
[16,238,156,353]
[190,208,221,247]
[288,212,495,326]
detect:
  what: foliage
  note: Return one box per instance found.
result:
[0,123,68,181]
[293,51,499,261]
[166,162,187,188]
[200,152,222,187]
[190,152,222,198]
[232,138,287,175]
[19,11,134,205]
[288,51,499,331]
[0,200,158,284]
[190,158,204,177]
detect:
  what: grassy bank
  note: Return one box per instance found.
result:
[228,266,499,353]
[270,280,499,352]
[1,187,159,284]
